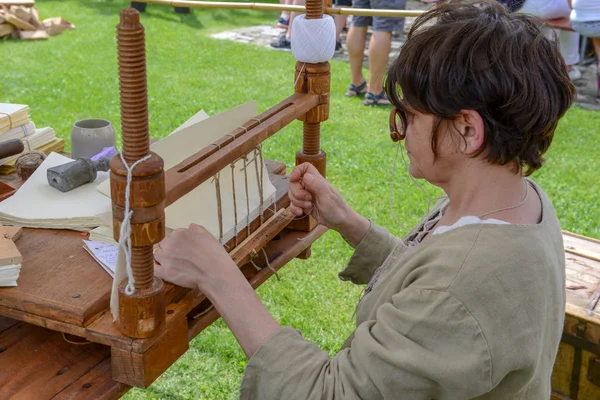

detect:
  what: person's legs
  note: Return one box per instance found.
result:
[594,38,600,68]
[367,31,392,95]
[271,0,305,48]
[276,0,293,29]
[347,26,369,90]
[363,0,405,105]
[559,30,581,78]
[345,0,370,95]
[333,0,352,48]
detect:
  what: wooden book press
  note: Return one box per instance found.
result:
[0,0,329,397]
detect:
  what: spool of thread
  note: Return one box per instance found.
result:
[290,14,336,64]
[16,150,46,182]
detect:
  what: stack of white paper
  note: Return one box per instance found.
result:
[0,264,20,287]
[0,152,112,230]
[0,103,30,135]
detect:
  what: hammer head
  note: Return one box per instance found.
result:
[47,158,99,192]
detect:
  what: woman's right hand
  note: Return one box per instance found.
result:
[288,163,370,247]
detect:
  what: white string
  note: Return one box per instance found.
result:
[118,152,151,296]
[293,63,306,89]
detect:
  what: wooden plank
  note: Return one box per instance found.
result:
[0,229,113,326]
[0,1,36,6]
[229,207,293,266]
[564,231,600,263]
[53,358,130,400]
[0,315,17,333]
[0,303,86,337]
[164,93,320,206]
[0,321,110,399]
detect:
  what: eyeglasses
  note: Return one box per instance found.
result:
[389,108,406,142]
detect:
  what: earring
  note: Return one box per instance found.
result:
[390,131,404,142]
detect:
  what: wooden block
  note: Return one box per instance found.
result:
[19,28,48,39]
[0,22,13,37]
[287,214,318,232]
[111,315,189,388]
[0,223,22,241]
[9,5,32,22]
[0,236,22,266]
[3,10,36,30]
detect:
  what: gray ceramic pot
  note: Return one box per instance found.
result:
[70,119,116,159]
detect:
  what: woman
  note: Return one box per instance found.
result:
[154,1,575,398]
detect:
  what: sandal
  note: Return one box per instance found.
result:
[345,81,367,97]
[364,91,392,107]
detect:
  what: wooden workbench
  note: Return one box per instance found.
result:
[0,160,327,398]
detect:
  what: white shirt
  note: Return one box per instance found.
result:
[571,0,600,22]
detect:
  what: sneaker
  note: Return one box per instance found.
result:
[569,68,582,81]
[276,17,289,29]
[335,41,342,52]
[270,35,291,50]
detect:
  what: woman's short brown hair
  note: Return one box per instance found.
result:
[385,0,576,176]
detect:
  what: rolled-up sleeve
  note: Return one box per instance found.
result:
[239,289,492,400]
[338,221,403,285]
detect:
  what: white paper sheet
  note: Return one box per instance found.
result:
[83,240,117,277]
[0,152,111,230]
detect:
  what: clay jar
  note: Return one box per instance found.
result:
[71,119,116,159]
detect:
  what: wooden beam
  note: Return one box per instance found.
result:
[164,92,321,207]
[137,0,425,17]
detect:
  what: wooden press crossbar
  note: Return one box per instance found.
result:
[165,92,323,206]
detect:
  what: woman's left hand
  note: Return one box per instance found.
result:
[154,224,239,294]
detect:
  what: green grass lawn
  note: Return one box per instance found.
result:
[1,1,599,398]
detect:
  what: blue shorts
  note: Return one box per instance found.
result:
[572,20,600,38]
[334,0,352,7]
[351,0,406,32]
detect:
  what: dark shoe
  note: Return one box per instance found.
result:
[345,81,367,97]
[270,36,291,50]
[364,91,392,106]
[276,17,289,29]
[335,41,342,52]
[130,2,147,12]
[174,6,190,14]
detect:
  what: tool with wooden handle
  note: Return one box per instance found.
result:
[0,139,24,160]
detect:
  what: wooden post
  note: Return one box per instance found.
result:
[291,0,330,233]
[111,8,166,339]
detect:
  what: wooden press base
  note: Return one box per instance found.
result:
[0,161,328,398]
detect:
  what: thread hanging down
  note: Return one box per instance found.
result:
[118,152,151,296]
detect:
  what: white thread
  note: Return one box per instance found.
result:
[291,14,336,63]
[118,152,151,296]
[294,63,306,89]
